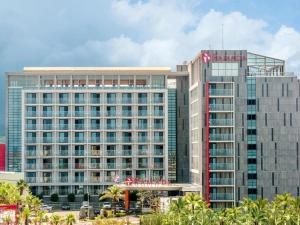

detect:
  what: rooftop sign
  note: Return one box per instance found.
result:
[201,52,247,63]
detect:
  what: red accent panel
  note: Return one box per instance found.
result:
[205,82,210,206]
[125,190,130,210]
[0,205,17,210]
[0,144,6,171]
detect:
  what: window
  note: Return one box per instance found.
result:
[212,63,238,76]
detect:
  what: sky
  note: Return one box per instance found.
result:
[0,0,300,133]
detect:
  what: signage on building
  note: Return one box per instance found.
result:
[201,52,247,63]
[124,177,171,186]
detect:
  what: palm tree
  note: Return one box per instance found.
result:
[290,197,300,225]
[65,213,76,225]
[99,186,124,213]
[32,210,46,225]
[21,206,31,225]
[16,179,29,195]
[50,214,63,225]
[3,215,12,225]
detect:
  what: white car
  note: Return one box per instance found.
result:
[102,202,111,209]
[41,204,53,212]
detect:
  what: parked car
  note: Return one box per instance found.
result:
[41,204,53,212]
[61,203,71,210]
[102,202,111,209]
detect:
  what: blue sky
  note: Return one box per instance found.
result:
[0,0,300,133]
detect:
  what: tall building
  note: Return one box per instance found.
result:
[6,67,180,195]
[189,50,300,208]
[6,50,300,207]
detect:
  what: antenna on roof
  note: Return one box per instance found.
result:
[221,23,224,50]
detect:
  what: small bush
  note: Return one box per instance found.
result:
[115,212,127,217]
[50,193,59,202]
[68,193,75,202]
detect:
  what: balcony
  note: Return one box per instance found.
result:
[90,163,101,169]
[26,124,36,130]
[138,110,148,116]
[90,150,101,156]
[106,111,116,117]
[209,119,233,126]
[75,163,85,169]
[105,176,114,182]
[154,137,164,143]
[122,111,132,117]
[26,98,37,104]
[107,98,116,104]
[122,124,132,130]
[59,124,68,130]
[74,150,85,156]
[26,138,36,144]
[75,124,85,130]
[59,163,68,169]
[27,112,37,117]
[210,134,234,141]
[153,97,163,104]
[26,164,36,170]
[154,149,163,156]
[106,163,116,169]
[122,163,132,169]
[90,98,100,104]
[106,125,116,130]
[153,110,164,117]
[154,163,164,169]
[137,125,148,130]
[122,150,132,156]
[59,177,68,183]
[209,89,233,96]
[43,137,53,143]
[209,104,233,111]
[59,98,69,104]
[59,150,69,156]
[75,138,85,143]
[26,177,36,183]
[122,98,132,104]
[91,137,101,143]
[138,138,149,143]
[106,138,116,143]
[26,151,36,157]
[43,124,53,130]
[154,124,164,129]
[59,137,69,143]
[43,177,52,183]
[43,98,53,104]
[90,176,101,182]
[210,193,234,201]
[91,111,101,117]
[210,178,234,185]
[43,163,52,170]
[42,150,52,157]
[42,111,53,117]
[138,149,148,156]
[91,124,101,130]
[138,163,148,169]
[75,98,85,104]
[59,111,70,117]
[122,137,132,143]
[106,150,116,156]
[74,111,85,117]
[210,148,233,157]
[75,177,84,183]
[138,98,147,104]
[210,163,234,170]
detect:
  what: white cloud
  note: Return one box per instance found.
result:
[42,0,300,73]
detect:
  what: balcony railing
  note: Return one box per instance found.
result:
[26,151,36,156]
[122,137,132,143]
[122,150,132,156]
[26,112,37,117]
[106,163,116,169]
[59,177,68,183]
[153,111,164,116]
[59,150,69,156]
[122,111,132,117]
[74,150,85,156]
[154,163,164,169]
[106,150,116,156]
[210,163,234,170]
[154,150,164,156]
[42,111,53,117]
[90,163,101,169]
[122,125,132,130]
[138,163,148,169]
[26,177,36,183]
[43,163,52,169]
[210,134,234,141]
[210,119,233,126]
[209,89,233,96]
[90,177,101,182]
[138,111,148,116]
[90,150,101,156]
[74,177,84,183]
[59,98,69,104]
[59,112,70,117]
[43,137,53,143]
[209,104,233,111]
[210,148,233,156]
[210,178,234,185]
[26,124,36,130]
[138,138,149,143]
[138,149,148,155]
[91,111,101,117]
[26,138,36,143]
[210,193,234,201]
[59,164,68,169]
[75,163,85,169]
[59,137,69,143]
[43,177,52,183]
[154,124,164,129]
[26,98,37,104]
[122,163,132,169]
[26,164,36,170]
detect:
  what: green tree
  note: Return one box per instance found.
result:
[51,193,59,202]
[16,179,29,195]
[99,186,124,213]
[67,193,75,202]
[21,206,31,225]
[65,213,76,225]
[50,214,63,225]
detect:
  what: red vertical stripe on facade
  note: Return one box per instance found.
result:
[205,82,210,206]
[0,144,6,171]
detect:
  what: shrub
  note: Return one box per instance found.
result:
[68,193,75,202]
[115,212,127,217]
[50,193,59,202]
[36,193,44,200]
[93,218,128,225]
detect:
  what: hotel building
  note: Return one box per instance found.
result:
[6,50,300,208]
